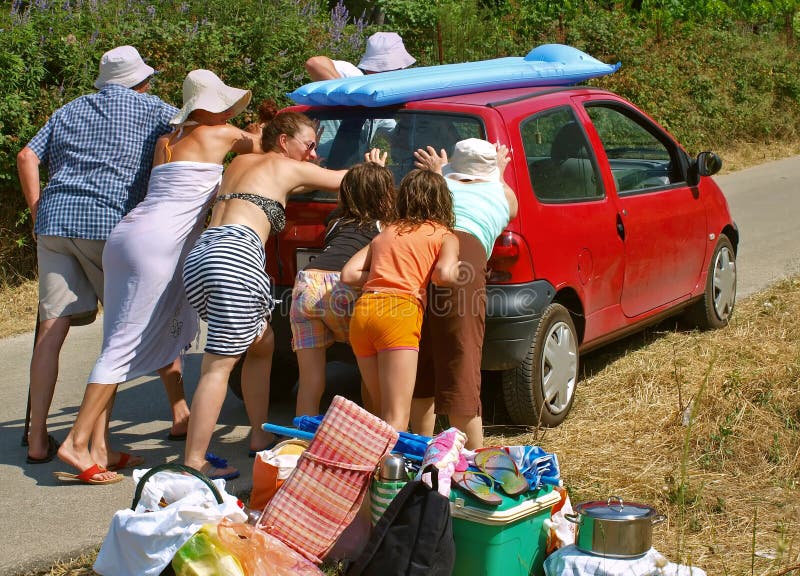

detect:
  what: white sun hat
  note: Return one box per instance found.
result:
[170,69,252,125]
[442,138,500,182]
[358,32,416,72]
[94,45,155,89]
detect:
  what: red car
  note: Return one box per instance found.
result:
[261,85,737,426]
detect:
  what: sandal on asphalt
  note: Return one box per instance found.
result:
[26,434,60,464]
[53,463,124,485]
[474,447,529,497]
[167,431,187,441]
[107,452,145,472]
[452,470,503,506]
[203,453,240,481]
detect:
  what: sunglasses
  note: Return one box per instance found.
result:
[292,135,317,153]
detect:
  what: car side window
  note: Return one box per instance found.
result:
[521,107,603,202]
[585,105,681,195]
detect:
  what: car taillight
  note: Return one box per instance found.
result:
[487,230,534,284]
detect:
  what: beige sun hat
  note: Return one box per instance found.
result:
[442,138,500,182]
[358,32,416,72]
[94,45,155,89]
[170,69,252,125]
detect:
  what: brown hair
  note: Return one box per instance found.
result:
[394,169,454,233]
[337,162,396,227]
[261,109,316,152]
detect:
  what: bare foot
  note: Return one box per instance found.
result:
[26,429,52,460]
[170,403,190,438]
[57,438,119,482]
[249,430,277,453]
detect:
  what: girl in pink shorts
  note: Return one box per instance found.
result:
[290,160,395,417]
[342,169,462,433]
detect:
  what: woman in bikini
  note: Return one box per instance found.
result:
[181,109,385,479]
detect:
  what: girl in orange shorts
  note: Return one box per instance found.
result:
[342,169,462,432]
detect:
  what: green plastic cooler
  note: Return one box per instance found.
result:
[450,485,560,576]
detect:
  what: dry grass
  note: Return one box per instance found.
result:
[719,141,800,174]
[0,279,38,338]
[486,276,800,576]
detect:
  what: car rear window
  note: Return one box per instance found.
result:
[292,110,485,202]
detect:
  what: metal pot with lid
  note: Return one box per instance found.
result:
[565,496,666,558]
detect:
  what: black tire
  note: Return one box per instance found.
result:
[501,303,578,426]
[227,350,299,402]
[683,234,736,329]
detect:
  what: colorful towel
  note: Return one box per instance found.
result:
[259,396,398,563]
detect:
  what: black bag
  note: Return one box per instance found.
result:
[347,465,455,576]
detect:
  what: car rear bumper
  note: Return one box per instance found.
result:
[481,280,555,370]
[271,280,556,371]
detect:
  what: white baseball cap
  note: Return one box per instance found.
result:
[169,69,251,125]
[358,32,416,72]
[94,45,155,89]
[442,138,500,182]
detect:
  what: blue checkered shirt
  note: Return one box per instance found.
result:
[27,84,178,240]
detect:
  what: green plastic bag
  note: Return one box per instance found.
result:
[172,524,245,576]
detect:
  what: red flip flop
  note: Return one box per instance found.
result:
[53,464,124,485]
[107,452,144,472]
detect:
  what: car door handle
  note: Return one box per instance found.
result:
[616,213,625,241]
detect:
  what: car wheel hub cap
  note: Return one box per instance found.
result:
[713,247,736,320]
[542,321,577,414]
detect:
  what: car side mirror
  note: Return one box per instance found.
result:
[688,151,722,185]
[696,151,722,176]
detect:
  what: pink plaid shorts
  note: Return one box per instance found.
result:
[290,269,359,350]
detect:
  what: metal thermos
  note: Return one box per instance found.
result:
[379,454,407,481]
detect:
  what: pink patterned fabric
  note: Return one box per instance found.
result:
[257,396,398,563]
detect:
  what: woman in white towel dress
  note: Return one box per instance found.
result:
[56,70,259,484]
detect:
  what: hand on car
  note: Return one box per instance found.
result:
[365,148,388,166]
[495,142,510,174]
[414,146,447,174]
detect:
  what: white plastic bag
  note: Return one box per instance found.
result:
[93,464,246,576]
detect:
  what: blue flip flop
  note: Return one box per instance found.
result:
[204,453,240,481]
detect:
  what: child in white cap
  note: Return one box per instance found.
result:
[410,139,519,450]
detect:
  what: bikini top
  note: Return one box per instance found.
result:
[215,193,286,235]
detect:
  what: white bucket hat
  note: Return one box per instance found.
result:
[442,138,500,182]
[170,69,252,125]
[358,32,416,72]
[94,45,155,89]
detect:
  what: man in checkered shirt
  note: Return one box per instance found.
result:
[16,45,178,464]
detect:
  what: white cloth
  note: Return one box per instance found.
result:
[333,60,364,78]
[89,161,222,383]
[544,545,708,576]
[94,469,246,576]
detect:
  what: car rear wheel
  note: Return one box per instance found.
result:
[683,234,736,329]
[502,303,578,426]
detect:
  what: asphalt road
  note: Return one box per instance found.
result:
[1,155,799,575]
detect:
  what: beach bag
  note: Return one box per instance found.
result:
[257,395,398,563]
[94,463,246,576]
[346,466,455,576]
[250,439,308,511]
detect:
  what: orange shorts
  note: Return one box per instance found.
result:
[349,292,423,357]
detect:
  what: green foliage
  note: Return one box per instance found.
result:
[1,0,799,283]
